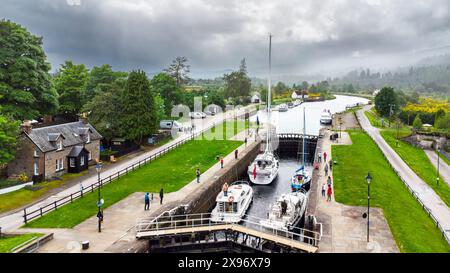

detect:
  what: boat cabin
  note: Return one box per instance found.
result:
[215,184,250,213]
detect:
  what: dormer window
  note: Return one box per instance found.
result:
[57,139,63,151]
[34,149,39,157]
[86,133,90,143]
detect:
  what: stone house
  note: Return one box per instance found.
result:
[7,120,102,182]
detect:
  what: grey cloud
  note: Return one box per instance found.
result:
[2,0,450,78]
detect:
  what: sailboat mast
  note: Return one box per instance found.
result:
[266,34,272,152]
[303,107,306,165]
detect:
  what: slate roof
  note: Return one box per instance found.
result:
[25,121,103,152]
[67,145,88,157]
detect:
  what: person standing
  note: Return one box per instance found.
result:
[220,157,224,169]
[159,188,164,205]
[324,164,329,176]
[329,159,333,171]
[244,137,248,147]
[144,193,150,211]
[318,153,322,163]
[323,152,327,163]
[327,176,332,186]
[234,149,238,159]
[327,185,333,202]
[196,168,201,183]
[321,183,326,197]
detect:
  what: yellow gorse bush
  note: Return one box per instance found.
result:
[403,97,450,114]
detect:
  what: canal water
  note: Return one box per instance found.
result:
[244,95,369,222]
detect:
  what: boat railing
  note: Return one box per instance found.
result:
[136,212,321,247]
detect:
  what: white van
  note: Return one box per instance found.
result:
[189,112,206,119]
[160,120,183,131]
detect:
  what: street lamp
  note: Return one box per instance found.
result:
[95,163,103,233]
[388,104,395,127]
[437,147,441,187]
[365,172,372,242]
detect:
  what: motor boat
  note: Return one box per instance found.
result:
[278,104,288,112]
[320,110,332,125]
[294,100,301,107]
[247,34,279,185]
[211,181,253,223]
[287,102,294,108]
[248,152,280,185]
[260,191,308,231]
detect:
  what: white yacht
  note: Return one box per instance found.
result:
[248,152,279,185]
[320,110,332,125]
[294,100,301,107]
[260,191,308,231]
[247,34,280,185]
[278,103,288,112]
[211,181,253,223]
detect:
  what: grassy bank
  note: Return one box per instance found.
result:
[198,120,249,140]
[332,130,450,252]
[0,233,43,253]
[380,130,450,207]
[25,139,242,228]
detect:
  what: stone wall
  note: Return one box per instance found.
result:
[7,136,44,180]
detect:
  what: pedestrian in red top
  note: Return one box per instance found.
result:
[220,157,224,168]
[327,185,333,202]
[323,152,327,163]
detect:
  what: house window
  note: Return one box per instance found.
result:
[70,158,75,167]
[34,162,39,175]
[57,140,63,151]
[56,158,64,171]
[34,149,39,157]
[80,156,85,166]
[88,151,92,161]
[86,133,90,143]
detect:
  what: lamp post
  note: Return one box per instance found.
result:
[437,147,440,187]
[365,172,372,242]
[95,163,103,233]
[388,104,395,127]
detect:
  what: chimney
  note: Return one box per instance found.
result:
[21,120,32,134]
[79,112,88,124]
[43,115,52,124]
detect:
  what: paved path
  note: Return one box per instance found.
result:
[315,130,399,253]
[25,130,257,253]
[357,106,450,243]
[0,106,257,232]
[424,150,450,187]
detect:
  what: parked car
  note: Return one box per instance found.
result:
[189,112,206,119]
[160,120,183,131]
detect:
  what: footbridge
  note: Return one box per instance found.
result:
[136,213,321,253]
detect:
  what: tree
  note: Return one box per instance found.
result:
[82,80,125,143]
[239,58,247,74]
[0,20,58,120]
[54,60,89,118]
[0,115,20,166]
[273,82,289,95]
[436,113,450,132]
[413,114,423,130]
[150,73,180,116]
[300,81,309,91]
[164,56,191,86]
[86,64,127,101]
[120,70,157,143]
[375,87,399,117]
[223,71,251,100]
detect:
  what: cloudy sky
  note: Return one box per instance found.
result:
[3,0,450,78]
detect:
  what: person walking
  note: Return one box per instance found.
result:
[244,137,248,147]
[318,153,322,163]
[327,176,332,186]
[220,157,224,168]
[321,183,326,197]
[234,149,238,159]
[196,168,201,183]
[329,159,333,171]
[159,188,164,205]
[324,164,329,176]
[323,152,327,163]
[327,185,333,202]
[144,193,150,211]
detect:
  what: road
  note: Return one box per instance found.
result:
[424,150,450,187]
[0,105,257,232]
[357,106,450,243]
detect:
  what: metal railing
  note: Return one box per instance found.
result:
[356,111,450,244]
[136,212,322,247]
[22,113,253,224]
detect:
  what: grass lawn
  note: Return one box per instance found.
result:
[0,171,88,214]
[198,120,249,140]
[437,151,450,166]
[332,130,450,252]
[364,109,384,128]
[0,233,43,253]
[26,139,242,228]
[380,129,450,208]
